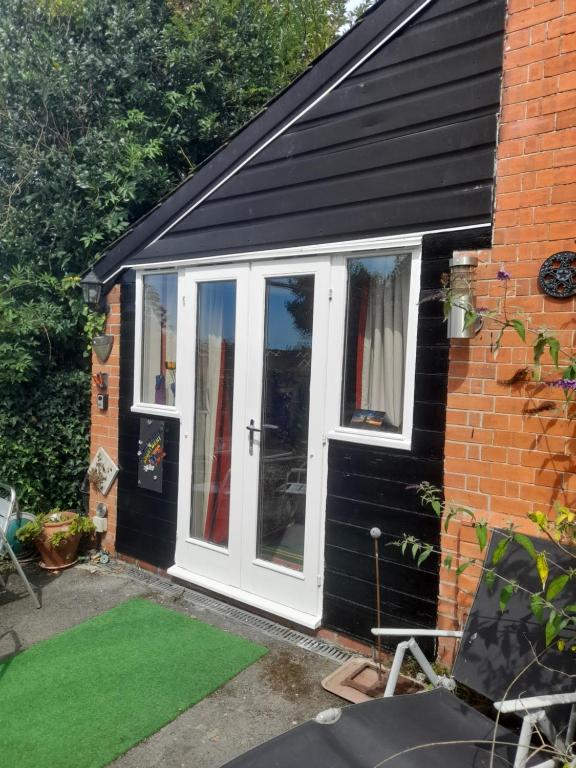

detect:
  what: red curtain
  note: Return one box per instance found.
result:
[203,341,232,545]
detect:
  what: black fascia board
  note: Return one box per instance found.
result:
[90,0,435,283]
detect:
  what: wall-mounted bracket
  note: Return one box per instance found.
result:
[447,253,481,339]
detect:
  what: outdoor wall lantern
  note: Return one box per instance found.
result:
[447,253,481,339]
[81,269,113,362]
[80,269,106,311]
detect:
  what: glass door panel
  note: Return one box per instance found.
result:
[257,275,314,572]
[241,257,330,624]
[190,281,236,547]
[174,264,249,593]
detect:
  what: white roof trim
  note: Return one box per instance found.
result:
[102,222,490,282]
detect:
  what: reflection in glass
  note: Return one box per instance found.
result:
[141,274,178,406]
[190,281,236,547]
[257,275,314,572]
[342,254,411,432]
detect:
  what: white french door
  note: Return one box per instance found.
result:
[170,257,330,627]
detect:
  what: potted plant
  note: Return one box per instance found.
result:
[16,509,95,570]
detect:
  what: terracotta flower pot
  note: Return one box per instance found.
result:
[35,511,82,571]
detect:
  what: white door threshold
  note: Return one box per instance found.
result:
[167,564,322,630]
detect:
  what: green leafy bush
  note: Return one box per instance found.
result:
[0,0,356,513]
[0,370,90,513]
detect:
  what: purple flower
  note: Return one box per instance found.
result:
[497,269,511,281]
[546,379,576,391]
[476,307,490,314]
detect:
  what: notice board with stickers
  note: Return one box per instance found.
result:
[137,418,166,493]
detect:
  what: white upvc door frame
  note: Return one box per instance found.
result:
[170,257,330,628]
[143,232,424,629]
[173,263,250,589]
[239,257,332,626]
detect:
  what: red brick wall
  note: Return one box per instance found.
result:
[88,284,120,553]
[439,0,576,663]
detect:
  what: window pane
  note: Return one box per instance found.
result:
[190,281,236,547]
[342,254,411,432]
[257,275,314,571]
[256,275,314,572]
[141,274,178,406]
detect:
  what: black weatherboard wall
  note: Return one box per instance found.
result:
[323,230,489,647]
[96,0,506,642]
[153,0,502,257]
[115,274,179,569]
[93,0,506,280]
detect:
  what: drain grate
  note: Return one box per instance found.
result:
[106,561,352,664]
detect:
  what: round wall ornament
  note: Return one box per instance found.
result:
[538,251,576,298]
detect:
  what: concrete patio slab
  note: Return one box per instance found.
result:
[0,561,343,767]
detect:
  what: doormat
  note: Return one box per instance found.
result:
[0,598,267,768]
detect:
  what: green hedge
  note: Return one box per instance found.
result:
[0,370,90,513]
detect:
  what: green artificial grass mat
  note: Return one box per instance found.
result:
[0,597,267,768]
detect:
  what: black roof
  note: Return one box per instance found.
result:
[89,0,439,284]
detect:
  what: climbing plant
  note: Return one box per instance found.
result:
[397,269,575,649]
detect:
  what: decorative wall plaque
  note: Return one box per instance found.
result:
[137,418,166,493]
[538,252,576,298]
[92,334,114,364]
[88,447,119,496]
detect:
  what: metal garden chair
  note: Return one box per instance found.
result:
[0,484,40,608]
[222,531,575,768]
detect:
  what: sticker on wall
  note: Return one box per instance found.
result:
[137,418,166,493]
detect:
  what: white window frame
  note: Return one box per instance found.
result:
[132,268,181,417]
[131,236,421,446]
[324,241,421,451]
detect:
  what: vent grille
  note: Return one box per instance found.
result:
[106,561,352,664]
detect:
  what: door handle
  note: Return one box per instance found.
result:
[246,419,262,455]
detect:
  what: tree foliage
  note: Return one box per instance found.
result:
[0,0,356,510]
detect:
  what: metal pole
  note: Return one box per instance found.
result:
[370,527,383,681]
[0,528,40,608]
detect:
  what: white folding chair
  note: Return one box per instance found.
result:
[0,484,40,608]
